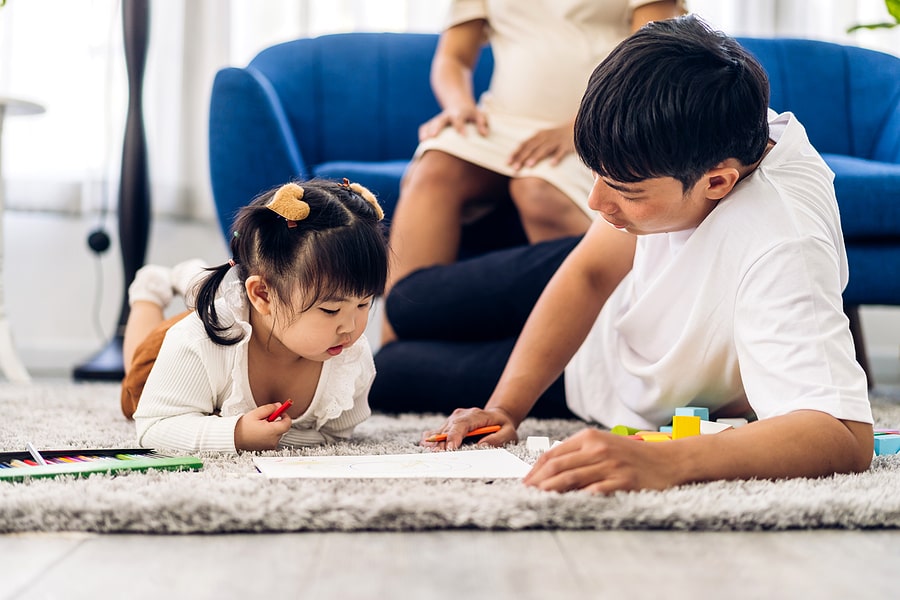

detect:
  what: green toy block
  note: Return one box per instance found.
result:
[611,425,641,436]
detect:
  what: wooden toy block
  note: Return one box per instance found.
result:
[699,420,733,435]
[675,406,710,421]
[716,417,749,428]
[637,432,672,442]
[659,426,673,433]
[672,415,701,439]
[874,434,900,456]
[525,436,551,453]
[611,425,641,436]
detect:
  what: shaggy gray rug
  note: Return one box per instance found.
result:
[1,382,899,533]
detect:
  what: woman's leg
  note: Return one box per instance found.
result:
[509,177,591,243]
[386,235,582,342]
[372,236,581,416]
[370,336,571,417]
[382,151,510,343]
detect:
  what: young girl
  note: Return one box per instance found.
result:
[121,178,388,452]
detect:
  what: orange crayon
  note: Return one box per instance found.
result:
[425,425,502,443]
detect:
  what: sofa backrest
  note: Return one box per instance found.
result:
[247,32,494,166]
[737,37,900,163]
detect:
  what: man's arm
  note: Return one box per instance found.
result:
[433,221,636,449]
[525,410,872,494]
[524,228,874,492]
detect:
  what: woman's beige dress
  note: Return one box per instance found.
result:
[415,0,666,216]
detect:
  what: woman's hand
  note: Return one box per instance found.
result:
[234,403,293,451]
[421,406,518,450]
[508,123,576,171]
[524,428,681,494]
[419,106,490,141]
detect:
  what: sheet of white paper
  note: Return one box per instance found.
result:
[253,448,532,479]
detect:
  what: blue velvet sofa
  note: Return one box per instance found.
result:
[209,33,525,257]
[208,32,900,378]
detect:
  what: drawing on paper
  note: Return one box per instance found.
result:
[253,448,531,479]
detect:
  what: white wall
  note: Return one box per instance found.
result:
[2,211,227,377]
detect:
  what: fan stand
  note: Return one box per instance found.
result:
[73,0,150,381]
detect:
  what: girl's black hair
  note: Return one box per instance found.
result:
[195,178,389,345]
[575,14,770,192]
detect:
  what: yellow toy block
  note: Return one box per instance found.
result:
[672,415,701,439]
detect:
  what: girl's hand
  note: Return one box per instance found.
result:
[508,123,575,171]
[418,106,489,141]
[421,407,517,451]
[523,428,680,494]
[234,403,293,451]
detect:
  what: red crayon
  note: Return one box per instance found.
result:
[267,399,293,422]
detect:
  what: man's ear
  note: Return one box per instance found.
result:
[704,163,742,201]
[245,275,272,315]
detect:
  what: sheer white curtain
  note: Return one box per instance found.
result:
[0,0,895,220]
[0,0,450,220]
[689,0,898,49]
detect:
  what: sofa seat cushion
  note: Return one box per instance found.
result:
[844,245,900,305]
[823,154,900,240]
[313,160,409,220]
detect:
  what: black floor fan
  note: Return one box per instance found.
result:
[73,0,150,381]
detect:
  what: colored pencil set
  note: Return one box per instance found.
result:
[0,447,203,482]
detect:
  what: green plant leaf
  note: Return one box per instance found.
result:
[848,21,899,32]
[888,0,900,21]
[847,0,900,32]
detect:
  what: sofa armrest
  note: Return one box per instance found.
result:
[873,102,900,164]
[209,67,307,239]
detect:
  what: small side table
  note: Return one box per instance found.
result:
[0,96,45,384]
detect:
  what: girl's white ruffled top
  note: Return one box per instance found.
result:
[133,270,374,452]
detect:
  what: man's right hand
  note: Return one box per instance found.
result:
[421,406,517,450]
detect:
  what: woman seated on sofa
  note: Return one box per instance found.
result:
[381,0,685,343]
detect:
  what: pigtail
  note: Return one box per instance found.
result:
[196,225,249,346]
[195,259,242,345]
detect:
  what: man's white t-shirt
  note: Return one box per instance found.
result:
[564,111,873,430]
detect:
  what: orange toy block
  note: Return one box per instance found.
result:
[637,432,672,442]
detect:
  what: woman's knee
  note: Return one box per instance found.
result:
[509,178,588,231]
[402,152,507,203]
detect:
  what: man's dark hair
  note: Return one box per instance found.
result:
[575,14,770,191]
